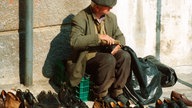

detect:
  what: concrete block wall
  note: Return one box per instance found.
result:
[0,0,191,85]
[0,0,91,85]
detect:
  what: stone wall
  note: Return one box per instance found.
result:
[0,0,191,85]
[0,0,91,85]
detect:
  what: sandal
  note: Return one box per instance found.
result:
[103,95,119,108]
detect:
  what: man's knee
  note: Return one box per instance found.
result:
[118,50,131,61]
[123,51,131,61]
[101,54,116,66]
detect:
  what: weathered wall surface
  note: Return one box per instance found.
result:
[160,0,192,66]
[0,0,91,85]
[0,0,191,85]
[112,0,192,66]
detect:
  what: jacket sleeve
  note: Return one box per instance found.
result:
[70,11,100,51]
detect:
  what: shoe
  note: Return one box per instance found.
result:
[36,90,67,108]
[103,95,119,108]
[155,99,168,108]
[0,90,6,108]
[58,83,75,107]
[115,94,129,108]
[171,91,192,106]
[171,96,187,108]
[46,90,61,106]
[58,84,88,108]
[36,90,47,104]
[24,89,38,106]
[164,98,180,108]
[16,89,26,108]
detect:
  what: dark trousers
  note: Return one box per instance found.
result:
[86,49,131,98]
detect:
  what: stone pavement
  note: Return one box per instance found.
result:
[0,66,192,108]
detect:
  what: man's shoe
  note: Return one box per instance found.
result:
[171,91,192,106]
[58,83,88,108]
[103,95,119,108]
[16,89,26,108]
[115,94,129,108]
[24,89,38,106]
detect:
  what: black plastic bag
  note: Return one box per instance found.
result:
[122,46,162,105]
[144,55,177,87]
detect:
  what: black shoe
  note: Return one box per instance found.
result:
[103,95,119,108]
[24,89,38,106]
[36,90,66,108]
[115,94,129,108]
[36,90,47,104]
[16,89,26,108]
[58,83,88,108]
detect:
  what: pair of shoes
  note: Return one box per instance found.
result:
[37,90,67,108]
[103,95,119,108]
[156,98,183,108]
[171,90,192,106]
[16,89,38,108]
[155,99,168,108]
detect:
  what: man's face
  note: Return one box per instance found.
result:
[97,5,112,15]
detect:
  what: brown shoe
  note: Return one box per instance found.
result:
[171,91,192,106]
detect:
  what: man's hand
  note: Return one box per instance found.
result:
[99,34,115,45]
[111,44,121,55]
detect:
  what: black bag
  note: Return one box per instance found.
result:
[122,46,162,105]
[143,55,177,87]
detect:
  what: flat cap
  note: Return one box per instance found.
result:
[92,0,117,7]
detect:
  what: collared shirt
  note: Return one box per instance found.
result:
[92,14,106,35]
[86,10,107,60]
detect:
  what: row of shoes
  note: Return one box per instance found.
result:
[0,86,89,108]
[0,89,38,108]
[155,91,192,108]
[92,94,142,108]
